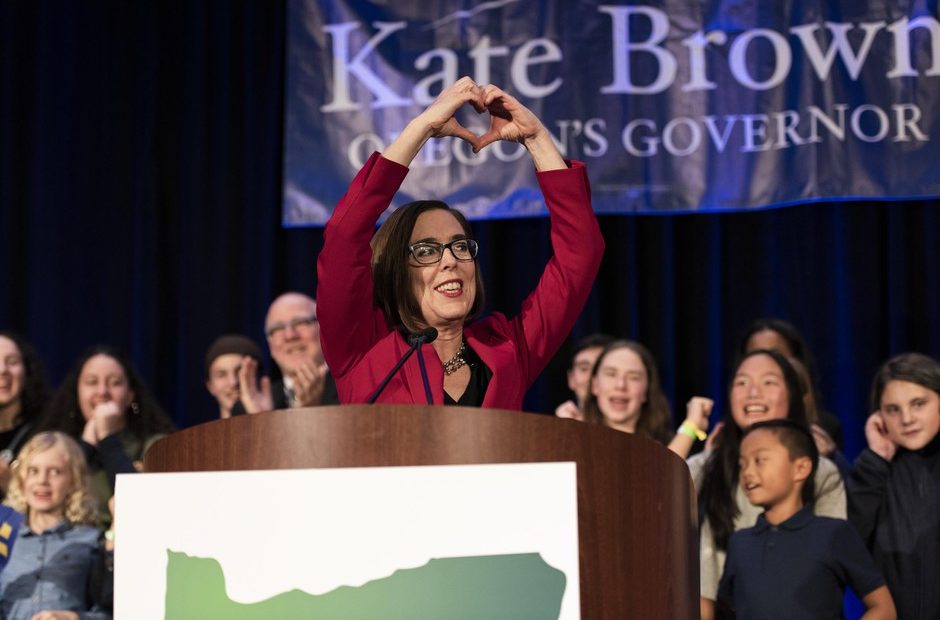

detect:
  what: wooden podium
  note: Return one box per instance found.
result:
[145,405,697,619]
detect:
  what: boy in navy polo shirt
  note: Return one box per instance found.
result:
[717,420,896,619]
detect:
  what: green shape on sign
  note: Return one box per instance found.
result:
[165,549,567,619]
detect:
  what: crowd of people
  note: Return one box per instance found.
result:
[1,78,937,618]
[554,323,938,619]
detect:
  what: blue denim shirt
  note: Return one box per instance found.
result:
[0,520,111,620]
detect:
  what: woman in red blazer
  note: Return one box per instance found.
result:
[317,77,604,409]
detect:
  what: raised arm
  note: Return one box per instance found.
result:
[318,77,486,377]
[668,397,713,458]
[474,85,603,383]
[384,76,485,167]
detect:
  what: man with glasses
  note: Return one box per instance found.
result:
[238,292,338,413]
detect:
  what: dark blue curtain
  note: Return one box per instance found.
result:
[2,1,938,462]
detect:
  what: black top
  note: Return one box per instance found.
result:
[0,422,33,501]
[718,507,884,620]
[848,433,940,619]
[0,422,32,457]
[81,432,137,490]
[443,343,492,408]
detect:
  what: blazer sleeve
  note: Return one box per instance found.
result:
[317,153,409,377]
[508,161,604,385]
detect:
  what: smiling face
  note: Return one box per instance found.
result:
[22,444,74,519]
[879,380,940,452]
[408,209,477,330]
[265,294,322,375]
[77,354,135,422]
[591,347,649,432]
[0,335,25,414]
[738,428,809,510]
[730,353,790,429]
[206,353,245,416]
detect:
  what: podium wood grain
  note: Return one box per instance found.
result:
[145,405,698,619]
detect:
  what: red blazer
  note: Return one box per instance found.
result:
[317,153,604,410]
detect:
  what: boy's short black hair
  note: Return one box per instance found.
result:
[743,419,819,507]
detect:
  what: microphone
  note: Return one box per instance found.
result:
[408,327,438,346]
[367,327,438,404]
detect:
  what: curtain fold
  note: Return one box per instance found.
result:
[1,2,937,460]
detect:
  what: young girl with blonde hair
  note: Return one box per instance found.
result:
[1,431,111,620]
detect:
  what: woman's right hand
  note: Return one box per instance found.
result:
[864,411,897,461]
[419,76,485,144]
[385,77,484,166]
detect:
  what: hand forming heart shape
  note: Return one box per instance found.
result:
[425,77,545,154]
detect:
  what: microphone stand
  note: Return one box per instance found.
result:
[415,345,433,405]
[367,328,437,404]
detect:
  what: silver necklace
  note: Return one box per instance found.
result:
[442,341,468,375]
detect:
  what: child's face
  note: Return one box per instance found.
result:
[591,347,649,429]
[23,446,73,517]
[879,380,940,451]
[738,429,808,509]
[730,354,790,429]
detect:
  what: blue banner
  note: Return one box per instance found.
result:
[283,0,940,225]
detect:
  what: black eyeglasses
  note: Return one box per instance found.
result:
[265,315,318,339]
[408,239,479,265]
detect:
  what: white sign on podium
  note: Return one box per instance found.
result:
[115,462,579,619]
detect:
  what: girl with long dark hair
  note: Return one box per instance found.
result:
[689,349,846,620]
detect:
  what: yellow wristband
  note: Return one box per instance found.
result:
[679,420,707,441]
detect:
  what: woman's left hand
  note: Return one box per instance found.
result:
[420,76,486,145]
[475,84,544,150]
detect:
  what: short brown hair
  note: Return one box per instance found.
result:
[370,201,485,334]
[870,352,940,411]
